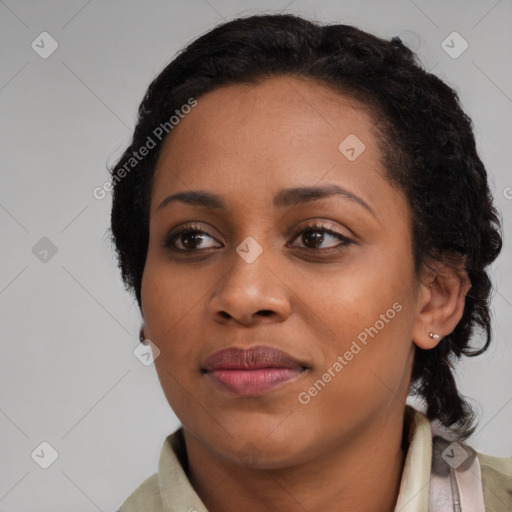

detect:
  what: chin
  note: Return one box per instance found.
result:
[209,424,317,469]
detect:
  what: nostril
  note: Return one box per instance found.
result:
[257,310,273,317]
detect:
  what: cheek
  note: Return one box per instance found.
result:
[141,260,193,376]
[302,245,416,395]
[141,262,206,423]
[141,253,204,339]
[317,247,413,332]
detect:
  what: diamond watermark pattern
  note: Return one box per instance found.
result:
[31,32,59,59]
[338,134,366,161]
[133,339,161,366]
[32,237,58,263]
[236,442,262,466]
[31,441,59,469]
[441,31,468,59]
[441,441,469,469]
[236,236,263,264]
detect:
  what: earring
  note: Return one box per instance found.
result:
[139,327,146,343]
[429,332,440,340]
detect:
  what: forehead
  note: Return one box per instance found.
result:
[151,75,392,213]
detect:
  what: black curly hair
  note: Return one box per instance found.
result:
[109,13,502,439]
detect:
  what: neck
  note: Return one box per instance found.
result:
[183,407,410,512]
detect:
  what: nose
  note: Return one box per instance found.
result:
[207,244,293,326]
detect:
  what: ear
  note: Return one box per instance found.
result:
[412,255,471,350]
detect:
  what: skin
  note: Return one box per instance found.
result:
[140,75,469,512]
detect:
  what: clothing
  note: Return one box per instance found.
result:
[117,407,512,511]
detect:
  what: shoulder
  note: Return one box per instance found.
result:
[117,472,163,512]
[476,451,512,510]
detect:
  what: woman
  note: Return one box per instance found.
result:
[111,13,511,511]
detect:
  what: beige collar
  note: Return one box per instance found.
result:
[156,407,432,511]
[394,408,432,511]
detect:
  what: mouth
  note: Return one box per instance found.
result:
[201,345,309,396]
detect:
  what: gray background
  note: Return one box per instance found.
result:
[0,0,511,510]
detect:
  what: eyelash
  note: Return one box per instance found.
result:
[162,222,354,254]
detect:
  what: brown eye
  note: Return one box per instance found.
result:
[163,225,222,252]
[289,224,354,251]
[178,231,207,250]
[301,229,326,249]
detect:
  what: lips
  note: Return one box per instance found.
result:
[203,345,306,371]
[202,345,308,396]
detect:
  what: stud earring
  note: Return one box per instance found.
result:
[429,332,440,340]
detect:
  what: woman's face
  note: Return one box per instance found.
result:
[141,75,422,467]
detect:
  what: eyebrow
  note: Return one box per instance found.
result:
[156,184,375,217]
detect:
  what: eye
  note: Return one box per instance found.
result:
[162,224,222,251]
[288,222,354,252]
[162,221,354,254]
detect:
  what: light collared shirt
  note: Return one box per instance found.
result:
[117,407,512,511]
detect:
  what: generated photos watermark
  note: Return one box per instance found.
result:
[93,97,198,200]
[298,301,403,405]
